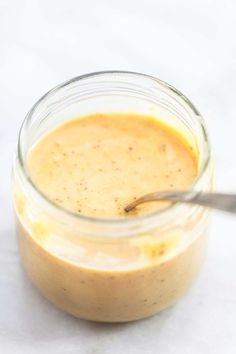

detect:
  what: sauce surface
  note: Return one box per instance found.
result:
[28,113,198,218]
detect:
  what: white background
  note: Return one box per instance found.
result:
[1,0,236,353]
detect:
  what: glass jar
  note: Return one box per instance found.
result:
[13,71,213,322]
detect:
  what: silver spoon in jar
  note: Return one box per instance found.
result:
[124,191,236,214]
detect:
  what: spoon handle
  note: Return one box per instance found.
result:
[125,191,236,213]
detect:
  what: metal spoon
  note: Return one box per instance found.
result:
[124,191,236,214]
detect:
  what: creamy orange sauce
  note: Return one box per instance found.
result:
[14,113,209,322]
[27,113,198,217]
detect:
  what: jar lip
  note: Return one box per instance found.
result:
[17,70,211,228]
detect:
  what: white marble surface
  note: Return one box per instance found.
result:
[1,0,236,353]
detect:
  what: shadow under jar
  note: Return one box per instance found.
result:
[12,71,213,322]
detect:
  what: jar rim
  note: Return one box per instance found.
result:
[16,70,211,232]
